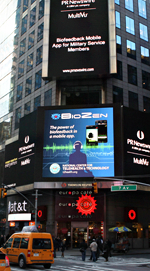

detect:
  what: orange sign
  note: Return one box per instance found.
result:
[29,221,35,226]
[10,222,15,227]
[76,194,97,216]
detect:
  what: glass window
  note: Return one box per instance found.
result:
[34,95,41,110]
[25,76,32,96]
[20,238,29,249]
[125,0,133,12]
[141,46,149,65]
[129,91,138,110]
[39,0,44,19]
[37,22,44,42]
[35,70,42,90]
[115,0,120,4]
[28,31,35,49]
[9,91,14,113]
[138,0,147,19]
[44,89,52,106]
[19,38,26,57]
[32,238,51,249]
[4,238,13,248]
[31,0,36,3]
[23,0,28,12]
[139,23,148,41]
[16,7,21,28]
[115,11,120,28]
[13,238,21,248]
[30,6,36,28]
[114,60,122,80]
[15,107,22,129]
[143,96,150,113]
[17,83,23,102]
[24,101,31,115]
[128,65,137,85]
[18,60,25,79]
[17,0,21,8]
[21,15,28,35]
[116,35,122,54]
[126,16,135,35]
[142,70,150,90]
[36,46,43,65]
[11,76,15,91]
[27,53,33,72]
[113,86,123,104]
[127,40,136,60]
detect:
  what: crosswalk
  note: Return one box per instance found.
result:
[52,265,127,271]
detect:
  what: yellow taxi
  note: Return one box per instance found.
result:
[0,251,11,271]
[1,226,54,269]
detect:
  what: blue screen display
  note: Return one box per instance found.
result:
[42,107,114,178]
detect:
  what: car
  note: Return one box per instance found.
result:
[0,251,11,271]
[1,226,54,269]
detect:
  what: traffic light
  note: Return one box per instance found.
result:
[92,182,98,193]
[2,188,7,198]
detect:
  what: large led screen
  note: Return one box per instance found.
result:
[42,107,114,178]
[48,0,109,78]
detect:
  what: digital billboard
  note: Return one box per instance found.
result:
[43,0,115,79]
[42,107,114,178]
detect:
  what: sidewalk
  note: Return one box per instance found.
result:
[56,247,150,257]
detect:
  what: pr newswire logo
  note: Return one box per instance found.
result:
[51,112,108,120]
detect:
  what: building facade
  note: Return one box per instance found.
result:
[0,0,150,248]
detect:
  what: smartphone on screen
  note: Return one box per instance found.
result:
[86,125,98,146]
[95,120,107,143]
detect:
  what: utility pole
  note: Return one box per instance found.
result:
[32,189,42,227]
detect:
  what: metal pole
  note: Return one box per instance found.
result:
[35,189,38,227]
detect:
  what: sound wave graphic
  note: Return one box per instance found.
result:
[43,141,114,154]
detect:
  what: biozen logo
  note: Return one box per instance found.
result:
[51,112,108,120]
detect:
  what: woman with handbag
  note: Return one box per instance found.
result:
[79,239,88,261]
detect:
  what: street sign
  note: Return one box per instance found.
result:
[111,185,137,192]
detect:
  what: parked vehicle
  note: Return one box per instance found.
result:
[0,251,11,271]
[0,227,54,269]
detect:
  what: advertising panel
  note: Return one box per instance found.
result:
[123,107,150,177]
[48,0,110,78]
[42,107,114,178]
[55,190,104,221]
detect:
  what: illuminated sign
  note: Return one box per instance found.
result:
[43,0,116,78]
[8,200,28,214]
[8,213,31,221]
[128,209,136,220]
[9,222,15,227]
[76,194,97,215]
[42,107,114,178]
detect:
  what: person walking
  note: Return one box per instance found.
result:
[80,239,88,261]
[90,239,98,262]
[60,239,65,257]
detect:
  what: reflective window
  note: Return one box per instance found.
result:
[128,65,137,85]
[115,0,120,4]
[139,23,148,41]
[36,46,43,65]
[32,238,51,249]
[11,76,15,91]
[25,77,32,96]
[18,60,25,78]
[24,101,31,115]
[21,15,28,35]
[4,238,13,248]
[20,238,29,249]
[19,38,26,57]
[23,0,28,12]
[125,0,133,12]
[35,70,42,90]
[15,107,22,129]
[9,91,14,113]
[129,91,138,110]
[37,22,44,42]
[28,31,35,49]
[113,86,123,104]
[13,238,21,248]
[27,53,33,72]
[39,0,44,19]
[115,11,120,28]
[127,40,136,60]
[142,70,150,90]
[44,89,52,106]
[141,46,149,65]
[17,83,23,102]
[126,16,135,35]
[30,6,36,28]
[34,95,41,110]
[16,7,21,28]
[17,0,21,8]
[138,0,147,19]
[0,118,12,144]
[114,60,122,80]
[31,0,36,3]
[116,35,122,54]
[143,96,150,113]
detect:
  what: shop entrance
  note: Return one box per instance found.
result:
[71,222,89,248]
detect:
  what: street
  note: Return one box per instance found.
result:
[9,253,150,271]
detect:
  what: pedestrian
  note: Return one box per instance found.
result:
[53,237,59,258]
[79,239,88,261]
[103,238,111,262]
[61,239,65,257]
[90,239,98,262]
[96,235,103,258]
